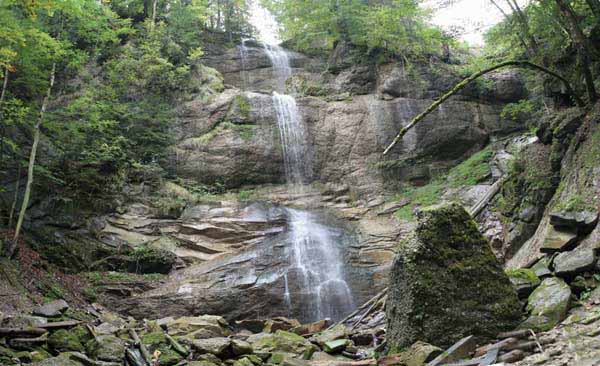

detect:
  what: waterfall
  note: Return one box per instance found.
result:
[262,42,354,321]
[238,39,251,89]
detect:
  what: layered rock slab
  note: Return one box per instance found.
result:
[386,203,522,349]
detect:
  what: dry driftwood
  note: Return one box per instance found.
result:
[498,349,525,363]
[166,333,188,356]
[129,328,152,366]
[38,320,83,329]
[474,337,518,357]
[497,329,532,339]
[351,294,387,330]
[328,287,388,330]
[8,335,48,349]
[0,327,47,338]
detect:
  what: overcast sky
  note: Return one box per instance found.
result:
[425,0,531,46]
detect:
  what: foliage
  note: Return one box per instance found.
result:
[263,0,447,60]
[447,148,493,188]
[0,0,253,215]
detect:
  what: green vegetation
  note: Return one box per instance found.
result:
[394,147,493,220]
[447,148,493,188]
[263,0,448,60]
[395,181,444,221]
[0,0,254,244]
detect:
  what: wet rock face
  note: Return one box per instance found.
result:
[174,42,523,195]
[386,203,522,349]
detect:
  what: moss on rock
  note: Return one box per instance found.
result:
[386,203,522,349]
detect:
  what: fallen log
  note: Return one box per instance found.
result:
[38,320,83,329]
[8,335,48,349]
[310,359,377,366]
[166,333,188,356]
[0,327,47,338]
[474,338,518,357]
[70,352,121,366]
[382,60,585,155]
[468,178,505,218]
[498,349,525,363]
[351,294,387,330]
[497,329,531,340]
[328,288,388,330]
[504,339,552,352]
[129,328,152,366]
[126,348,148,366]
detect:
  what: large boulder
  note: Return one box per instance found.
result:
[553,248,597,278]
[386,203,522,349]
[249,330,317,359]
[521,277,571,331]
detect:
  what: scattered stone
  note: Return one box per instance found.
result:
[505,268,541,297]
[85,335,125,362]
[403,341,442,366]
[377,199,410,216]
[168,316,230,339]
[34,300,69,318]
[192,337,232,356]
[522,277,571,331]
[251,331,317,360]
[549,211,598,233]
[48,328,86,352]
[553,249,597,277]
[386,204,521,349]
[530,258,552,279]
[263,317,301,333]
[231,339,253,355]
[290,319,329,336]
[5,315,48,328]
[236,319,266,334]
[311,325,348,347]
[323,339,349,354]
[540,226,578,253]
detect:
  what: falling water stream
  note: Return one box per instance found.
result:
[263,40,354,321]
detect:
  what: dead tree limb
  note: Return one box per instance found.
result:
[382,61,585,156]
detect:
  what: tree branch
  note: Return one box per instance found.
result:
[382,60,585,156]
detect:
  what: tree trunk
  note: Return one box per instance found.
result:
[7,62,56,257]
[555,0,598,103]
[0,67,9,106]
[7,164,22,230]
[151,0,158,26]
[382,60,584,155]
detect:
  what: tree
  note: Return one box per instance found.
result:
[262,0,444,59]
[554,0,597,102]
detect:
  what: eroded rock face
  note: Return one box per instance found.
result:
[386,203,522,349]
[171,42,523,196]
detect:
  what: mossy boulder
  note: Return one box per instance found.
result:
[250,331,317,360]
[32,353,85,366]
[521,277,571,331]
[386,203,522,349]
[85,335,125,362]
[505,268,541,297]
[141,331,183,366]
[48,328,87,352]
[167,315,230,339]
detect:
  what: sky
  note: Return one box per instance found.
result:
[248,0,529,47]
[425,0,530,46]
